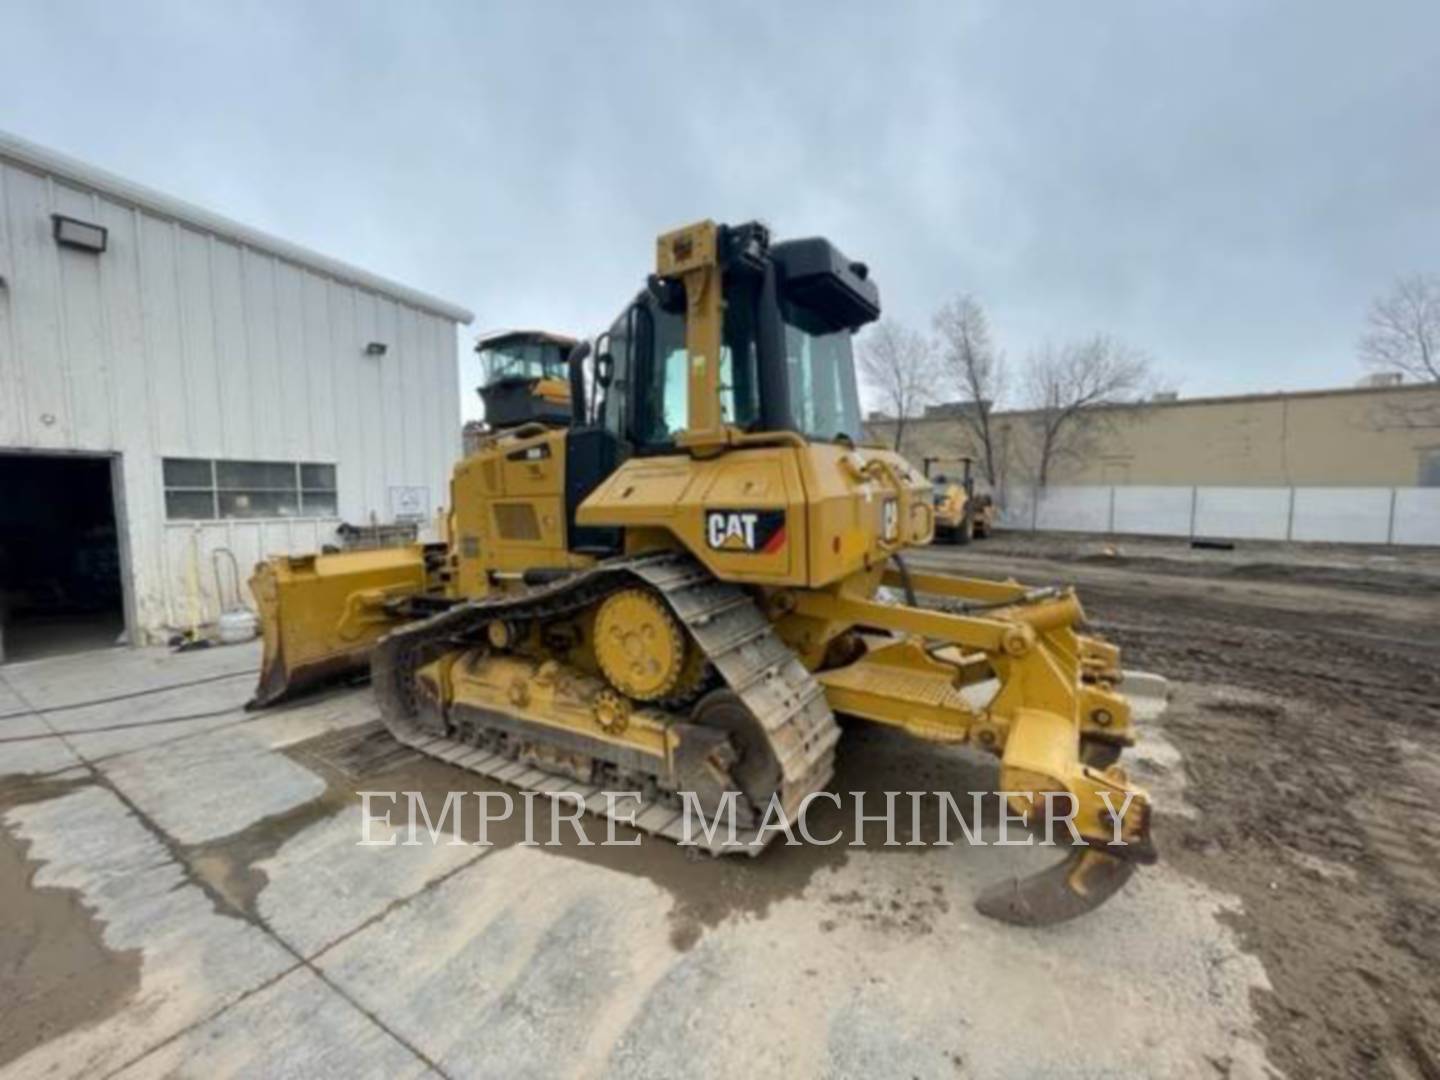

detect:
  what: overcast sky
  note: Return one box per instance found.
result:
[5,1,1436,418]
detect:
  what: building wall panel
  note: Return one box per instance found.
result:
[52,184,114,450]
[992,484,1439,546]
[272,260,311,464]
[175,226,224,457]
[376,297,405,507]
[301,272,337,465]
[6,166,68,448]
[428,314,461,506]
[97,203,150,457]
[1113,485,1193,535]
[1035,487,1109,532]
[326,280,365,522]
[0,150,467,640]
[398,305,424,490]
[240,248,283,459]
[1193,487,1291,540]
[1290,488,1393,544]
[210,239,253,459]
[1393,490,1440,546]
[352,289,386,521]
[0,165,20,447]
[139,214,190,453]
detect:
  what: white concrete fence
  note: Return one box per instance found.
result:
[996,486,1440,546]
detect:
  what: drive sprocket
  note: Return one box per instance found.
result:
[594,586,690,702]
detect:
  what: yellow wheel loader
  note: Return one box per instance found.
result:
[249,220,1155,925]
[924,456,996,544]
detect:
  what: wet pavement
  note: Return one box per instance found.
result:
[0,641,1272,1078]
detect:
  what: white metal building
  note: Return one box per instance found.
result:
[0,130,473,659]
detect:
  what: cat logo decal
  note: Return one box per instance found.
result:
[704,510,786,554]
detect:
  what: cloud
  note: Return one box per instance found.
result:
[4,0,1436,417]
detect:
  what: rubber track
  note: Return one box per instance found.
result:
[372,552,840,854]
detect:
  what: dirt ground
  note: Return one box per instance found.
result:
[912,532,1440,1079]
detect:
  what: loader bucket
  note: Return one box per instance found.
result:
[247,546,429,708]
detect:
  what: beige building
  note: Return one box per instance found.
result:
[868,382,1440,491]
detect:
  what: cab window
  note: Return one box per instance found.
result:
[635,303,688,449]
[598,307,632,437]
[608,288,765,452]
[720,291,760,430]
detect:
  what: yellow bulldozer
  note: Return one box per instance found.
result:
[248,220,1154,925]
[924,456,996,544]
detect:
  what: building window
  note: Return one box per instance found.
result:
[163,459,338,520]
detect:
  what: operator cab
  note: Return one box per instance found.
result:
[562,222,884,555]
[476,329,576,429]
[580,225,878,455]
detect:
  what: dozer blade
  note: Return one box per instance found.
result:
[974,848,1136,927]
[248,546,429,708]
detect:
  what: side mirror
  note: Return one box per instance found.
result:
[594,333,615,389]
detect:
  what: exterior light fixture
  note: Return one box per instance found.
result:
[365,342,388,356]
[52,214,108,253]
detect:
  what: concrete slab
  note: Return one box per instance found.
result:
[109,967,434,1079]
[243,687,382,751]
[52,675,252,736]
[2,785,295,1079]
[57,681,376,768]
[62,708,248,763]
[45,676,254,763]
[0,713,51,740]
[316,837,1271,1078]
[0,678,30,717]
[100,726,327,845]
[0,641,258,712]
[315,846,672,1079]
[256,812,484,956]
[0,732,81,778]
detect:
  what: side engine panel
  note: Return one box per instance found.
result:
[576,443,932,589]
[575,448,804,585]
[450,427,584,592]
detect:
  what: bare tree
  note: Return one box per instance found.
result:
[1022,335,1150,487]
[933,294,1006,488]
[857,319,938,451]
[1359,273,1440,383]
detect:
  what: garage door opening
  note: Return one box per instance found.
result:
[0,454,127,663]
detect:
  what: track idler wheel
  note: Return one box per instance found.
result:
[974,848,1137,927]
[690,689,781,814]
